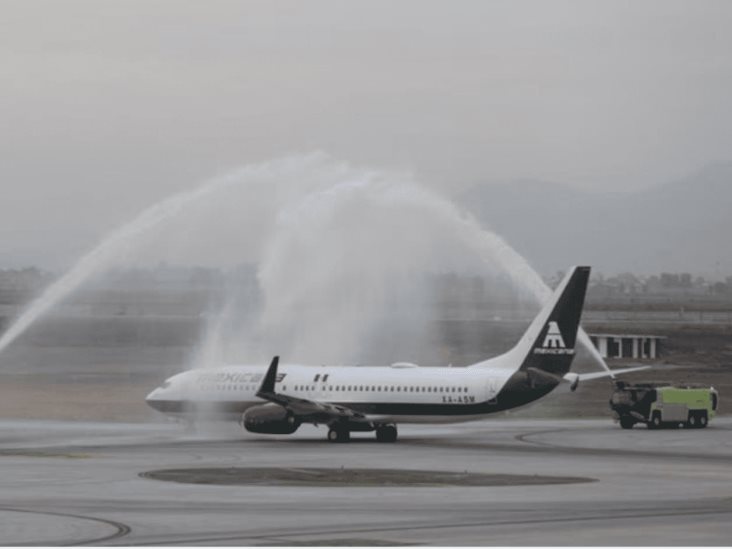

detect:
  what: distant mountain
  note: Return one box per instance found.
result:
[457,164,732,277]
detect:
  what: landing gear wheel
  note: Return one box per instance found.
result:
[619,417,635,430]
[375,425,398,443]
[327,426,350,443]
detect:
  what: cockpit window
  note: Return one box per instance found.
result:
[160,380,172,389]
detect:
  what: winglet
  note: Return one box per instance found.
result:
[257,356,279,397]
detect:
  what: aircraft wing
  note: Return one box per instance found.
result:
[256,356,368,424]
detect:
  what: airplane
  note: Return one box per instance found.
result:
[146,266,648,442]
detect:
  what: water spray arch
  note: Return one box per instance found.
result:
[0,154,608,372]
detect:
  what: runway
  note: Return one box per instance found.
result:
[1,417,731,546]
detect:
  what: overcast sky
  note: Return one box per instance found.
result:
[2,0,731,269]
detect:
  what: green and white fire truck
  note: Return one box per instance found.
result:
[610,381,719,429]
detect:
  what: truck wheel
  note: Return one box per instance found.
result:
[648,412,662,430]
[699,412,708,429]
[620,417,635,429]
[687,413,697,429]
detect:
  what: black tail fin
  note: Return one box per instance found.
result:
[514,266,590,377]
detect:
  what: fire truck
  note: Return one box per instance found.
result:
[610,381,719,429]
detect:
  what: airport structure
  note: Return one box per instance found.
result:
[588,333,665,360]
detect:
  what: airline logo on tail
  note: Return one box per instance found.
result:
[534,321,574,355]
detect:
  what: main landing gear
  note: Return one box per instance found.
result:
[375,425,398,443]
[327,425,351,443]
[326,424,398,443]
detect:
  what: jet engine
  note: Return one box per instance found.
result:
[241,404,300,435]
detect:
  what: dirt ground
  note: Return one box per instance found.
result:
[0,375,159,422]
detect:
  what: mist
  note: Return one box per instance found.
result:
[1,153,557,370]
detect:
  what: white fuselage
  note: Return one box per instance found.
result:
[146,360,516,424]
